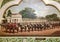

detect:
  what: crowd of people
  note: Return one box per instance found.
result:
[18,22,60,32]
[1,21,60,33]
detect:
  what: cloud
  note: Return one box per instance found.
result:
[10,0,60,17]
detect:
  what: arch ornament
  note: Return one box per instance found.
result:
[42,0,60,12]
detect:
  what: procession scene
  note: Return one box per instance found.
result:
[0,0,60,36]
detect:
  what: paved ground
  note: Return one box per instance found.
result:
[0,27,60,36]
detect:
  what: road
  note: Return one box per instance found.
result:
[0,27,60,36]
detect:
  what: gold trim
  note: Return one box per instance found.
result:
[42,0,60,12]
[3,0,23,18]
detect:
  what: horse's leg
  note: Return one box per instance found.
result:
[39,27,40,31]
[32,27,34,31]
[17,28,19,33]
[28,28,30,32]
[9,27,12,33]
[5,28,7,32]
[25,27,26,32]
[34,27,36,31]
[37,26,39,31]
[9,29,11,33]
[40,26,42,31]
[20,28,23,32]
[13,29,14,33]
[5,26,9,32]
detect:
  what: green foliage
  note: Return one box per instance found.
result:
[0,38,60,42]
[20,7,37,19]
[7,10,12,17]
[3,12,6,18]
[27,38,34,42]
[1,0,13,7]
[0,38,3,42]
[45,38,60,42]
[45,14,60,21]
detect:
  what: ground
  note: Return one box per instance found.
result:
[0,27,60,36]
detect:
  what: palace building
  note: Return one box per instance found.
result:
[7,13,22,23]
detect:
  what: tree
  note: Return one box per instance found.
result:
[7,10,12,17]
[45,14,60,21]
[20,7,37,19]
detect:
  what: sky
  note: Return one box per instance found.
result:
[10,0,60,17]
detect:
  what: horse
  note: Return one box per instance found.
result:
[5,23,19,33]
